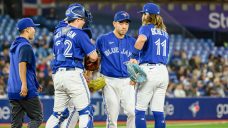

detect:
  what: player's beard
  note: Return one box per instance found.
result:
[118,29,127,36]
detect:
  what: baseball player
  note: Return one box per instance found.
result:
[49,20,79,128]
[96,11,136,128]
[51,19,95,128]
[7,18,43,128]
[46,3,98,128]
[130,3,169,128]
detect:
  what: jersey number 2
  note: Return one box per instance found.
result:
[155,38,167,56]
[64,40,73,57]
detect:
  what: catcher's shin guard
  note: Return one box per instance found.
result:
[46,108,69,128]
[79,105,94,128]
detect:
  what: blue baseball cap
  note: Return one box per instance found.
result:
[114,11,131,22]
[16,18,40,31]
[138,3,160,15]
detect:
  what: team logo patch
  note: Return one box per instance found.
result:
[109,42,114,45]
[122,12,128,17]
[189,101,200,117]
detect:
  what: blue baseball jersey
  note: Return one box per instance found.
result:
[139,24,169,65]
[96,32,136,77]
[51,22,96,73]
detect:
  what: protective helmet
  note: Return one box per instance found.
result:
[65,3,92,26]
[65,4,86,21]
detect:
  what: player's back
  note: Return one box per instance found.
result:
[52,25,90,73]
[139,24,169,65]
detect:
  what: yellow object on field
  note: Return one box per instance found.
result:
[88,77,106,92]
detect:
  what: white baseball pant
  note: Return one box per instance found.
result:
[46,68,91,128]
[136,64,169,112]
[102,75,135,128]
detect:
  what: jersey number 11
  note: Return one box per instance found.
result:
[155,38,167,56]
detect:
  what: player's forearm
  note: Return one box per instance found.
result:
[134,35,147,50]
[19,62,27,86]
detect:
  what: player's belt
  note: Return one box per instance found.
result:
[101,74,129,79]
[141,63,163,66]
[57,67,78,72]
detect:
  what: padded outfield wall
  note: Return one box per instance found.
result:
[0,97,228,123]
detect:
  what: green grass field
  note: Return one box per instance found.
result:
[85,122,228,128]
[1,121,228,128]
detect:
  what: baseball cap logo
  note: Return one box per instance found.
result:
[122,12,128,17]
[114,11,131,22]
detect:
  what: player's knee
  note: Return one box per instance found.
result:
[152,111,166,128]
[53,108,69,123]
[79,105,94,117]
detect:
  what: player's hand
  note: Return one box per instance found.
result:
[84,71,92,83]
[38,86,43,93]
[129,59,138,64]
[84,75,91,83]
[130,80,136,86]
[20,84,28,97]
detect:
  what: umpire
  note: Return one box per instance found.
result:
[7,18,43,128]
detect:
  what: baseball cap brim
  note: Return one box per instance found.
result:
[115,19,131,22]
[137,10,145,13]
[18,24,40,31]
[33,24,40,27]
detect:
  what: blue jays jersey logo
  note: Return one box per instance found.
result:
[104,47,131,57]
[96,32,136,77]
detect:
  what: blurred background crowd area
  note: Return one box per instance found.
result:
[0,0,228,98]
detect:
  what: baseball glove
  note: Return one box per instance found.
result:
[88,77,106,92]
[84,56,99,71]
[125,62,147,83]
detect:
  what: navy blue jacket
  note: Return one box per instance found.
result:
[7,37,39,100]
